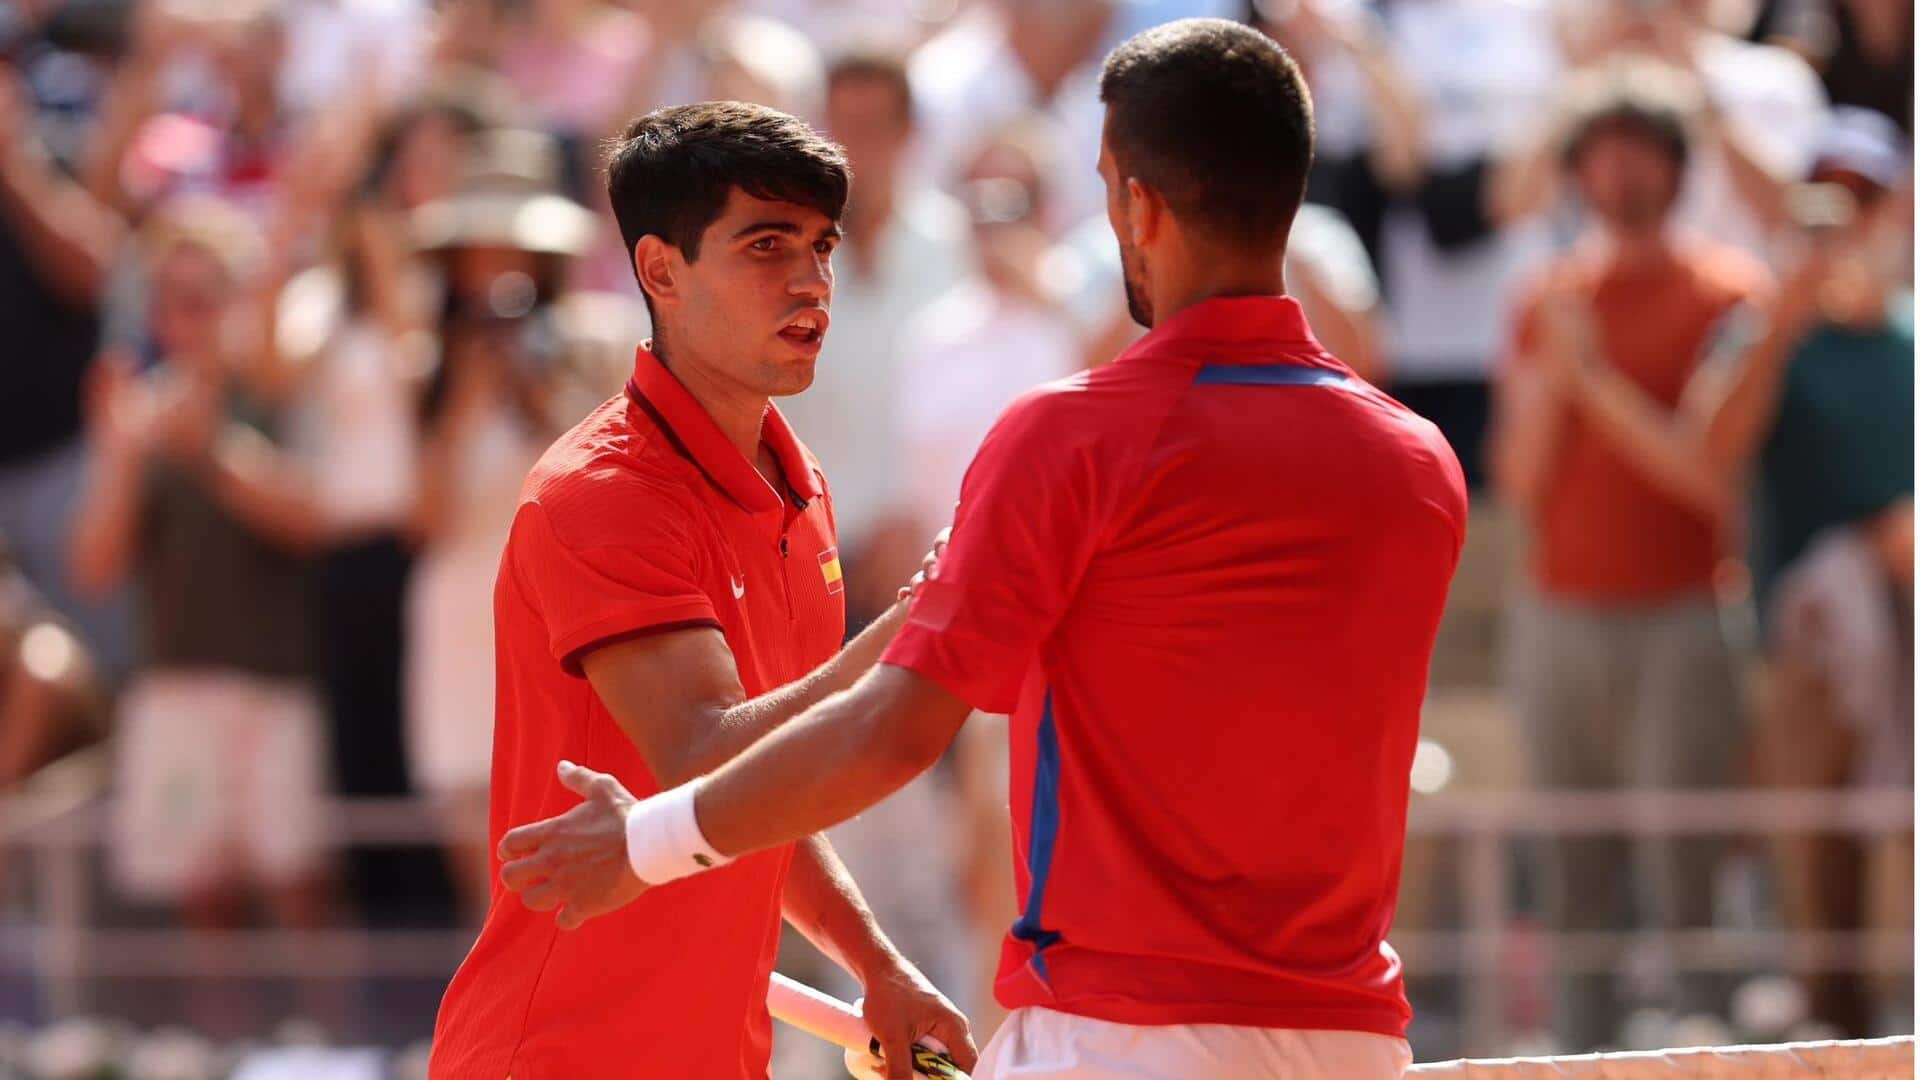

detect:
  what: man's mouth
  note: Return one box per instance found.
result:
[779,309,828,346]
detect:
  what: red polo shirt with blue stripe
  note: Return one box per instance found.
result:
[882,296,1468,1037]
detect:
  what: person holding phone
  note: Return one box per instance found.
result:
[1682,104,1913,1038]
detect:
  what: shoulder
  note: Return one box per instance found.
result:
[1685,242,1774,308]
[979,362,1171,463]
[518,395,704,550]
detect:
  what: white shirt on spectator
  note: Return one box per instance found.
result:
[278,267,422,537]
[738,0,946,53]
[906,8,1108,232]
[892,278,1080,533]
[1680,32,1829,258]
[778,188,972,550]
[1379,0,1560,381]
[278,0,430,115]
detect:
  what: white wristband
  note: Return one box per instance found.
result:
[624,781,733,885]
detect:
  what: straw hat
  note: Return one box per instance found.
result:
[411,128,598,257]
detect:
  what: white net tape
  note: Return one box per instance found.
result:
[1408,1037,1914,1078]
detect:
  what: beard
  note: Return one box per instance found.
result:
[1119,242,1153,328]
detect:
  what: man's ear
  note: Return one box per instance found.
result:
[1125,176,1165,248]
[634,235,680,310]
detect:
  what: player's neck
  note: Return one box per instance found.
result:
[1152,253,1288,324]
[654,338,769,461]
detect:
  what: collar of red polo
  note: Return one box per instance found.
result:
[1115,294,1338,371]
[625,343,822,515]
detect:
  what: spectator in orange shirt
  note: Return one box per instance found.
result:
[1488,60,1772,1051]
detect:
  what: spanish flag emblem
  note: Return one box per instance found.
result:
[818,547,844,595]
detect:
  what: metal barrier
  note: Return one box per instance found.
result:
[2,788,1911,1056]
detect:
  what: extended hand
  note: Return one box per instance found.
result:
[845,960,977,1080]
[498,760,650,930]
[898,527,951,602]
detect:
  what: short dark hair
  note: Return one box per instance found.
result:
[1558,60,1696,175]
[1099,18,1313,249]
[826,49,914,127]
[604,101,852,275]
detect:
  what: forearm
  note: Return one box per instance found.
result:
[1486,138,1557,227]
[69,449,145,596]
[1692,317,1802,483]
[1350,45,1427,193]
[782,835,904,984]
[1573,365,1727,518]
[1488,371,1566,513]
[695,667,961,860]
[0,143,124,307]
[669,602,910,783]
[83,59,161,214]
[201,426,331,553]
[1707,115,1790,232]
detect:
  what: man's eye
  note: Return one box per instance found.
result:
[752,237,778,252]
[814,239,836,255]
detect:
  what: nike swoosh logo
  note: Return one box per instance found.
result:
[731,576,746,600]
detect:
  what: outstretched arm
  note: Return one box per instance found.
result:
[697,665,972,859]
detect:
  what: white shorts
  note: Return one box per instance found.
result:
[975,1007,1412,1080]
[113,671,330,900]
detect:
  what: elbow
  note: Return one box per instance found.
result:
[869,711,949,793]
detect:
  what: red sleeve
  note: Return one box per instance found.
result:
[511,497,718,676]
[882,393,1109,713]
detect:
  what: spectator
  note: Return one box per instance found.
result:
[85,3,299,222]
[894,119,1082,540]
[68,198,334,998]
[1764,0,1911,133]
[1500,0,1830,258]
[779,49,973,629]
[1370,0,1563,490]
[406,128,592,920]
[698,13,829,122]
[264,89,494,926]
[278,0,432,119]
[0,547,105,790]
[908,0,1116,230]
[0,35,134,687]
[1681,107,1913,1037]
[1248,0,1428,211]
[1488,62,1770,1051]
[739,0,959,54]
[494,0,646,149]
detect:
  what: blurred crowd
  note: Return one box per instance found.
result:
[0,0,1911,1071]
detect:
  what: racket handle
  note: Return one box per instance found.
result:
[767,973,971,1078]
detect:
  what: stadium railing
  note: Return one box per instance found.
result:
[2,785,1911,1063]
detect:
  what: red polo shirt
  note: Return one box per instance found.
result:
[883,296,1467,1038]
[431,347,845,1079]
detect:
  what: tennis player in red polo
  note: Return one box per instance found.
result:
[429,103,972,1079]
[498,22,1466,1079]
